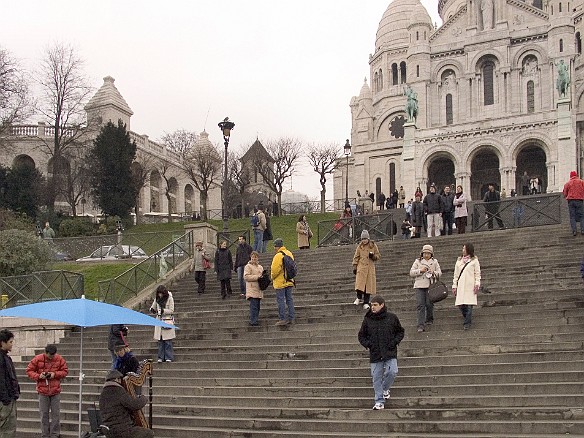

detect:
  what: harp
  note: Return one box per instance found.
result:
[121,359,153,428]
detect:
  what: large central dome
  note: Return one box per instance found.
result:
[375,0,432,52]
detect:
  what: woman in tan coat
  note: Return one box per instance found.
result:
[244,251,264,326]
[296,215,312,249]
[352,230,381,310]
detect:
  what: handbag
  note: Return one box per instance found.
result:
[428,277,448,303]
[202,258,211,270]
[333,221,343,231]
[258,270,271,291]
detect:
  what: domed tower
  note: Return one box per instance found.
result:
[407,2,433,83]
[548,0,576,67]
[350,78,374,145]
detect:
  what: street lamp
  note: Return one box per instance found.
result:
[344,139,352,207]
[218,117,235,232]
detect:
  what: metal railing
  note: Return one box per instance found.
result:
[471,193,562,232]
[0,270,84,308]
[217,229,251,253]
[317,212,397,247]
[97,230,194,304]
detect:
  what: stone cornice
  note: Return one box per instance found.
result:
[507,0,549,20]
[510,33,548,45]
[430,5,467,43]
[431,49,465,60]
[370,47,408,64]
[415,120,557,144]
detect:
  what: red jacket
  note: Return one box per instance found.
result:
[26,353,68,396]
[563,176,584,200]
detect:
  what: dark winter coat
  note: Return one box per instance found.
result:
[0,350,20,405]
[26,353,68,396]
[108,325,128,352]
[411,201,424,227]
[358,306,404,363]
[441,192,455,213]
[483,189,501,213]
[113,352,140,376]
[423,192,443,214]
[235,243,253,269]
[263,216,273,242]
[215,248,233,281]
[99,380,147,435]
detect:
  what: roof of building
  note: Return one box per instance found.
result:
[241,139,274,163]
[375,0,432,52]
[85,76,134,115]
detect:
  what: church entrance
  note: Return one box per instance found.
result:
[427,156,455,193]
[515,144,547,194]
[470,149,500,200]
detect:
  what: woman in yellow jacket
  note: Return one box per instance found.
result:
[352,230,381,310]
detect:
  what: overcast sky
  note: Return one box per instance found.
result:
[2,0,441,199]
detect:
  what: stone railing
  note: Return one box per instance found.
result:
[9,123,75,138]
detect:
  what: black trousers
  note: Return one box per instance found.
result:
[195,271,206,294]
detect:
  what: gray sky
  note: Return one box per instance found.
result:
[2,0,441,199]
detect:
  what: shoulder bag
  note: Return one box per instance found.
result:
[428,276,448,303]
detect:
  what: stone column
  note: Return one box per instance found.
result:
[556,97,576,191]
[401,121,417,201]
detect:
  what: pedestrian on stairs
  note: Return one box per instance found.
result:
[562,170,584,236]
[452,243,481,330]
[149,285,176,362]
[190,241,211,294]
[235,236,253,297]
[352,230,381,310]
[358,295,404,410]
[410,244,442,333]
[244,251,264,326]
[215,241,233,299]
[271,238,296,325]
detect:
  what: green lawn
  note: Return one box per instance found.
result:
[49,213,340,296]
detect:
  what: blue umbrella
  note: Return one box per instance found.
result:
[0,296,177,436]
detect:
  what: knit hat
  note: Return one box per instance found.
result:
[360,230,370,240]
[570,171,578,178]
[421,244,433,256]
[105,370,123,381]
[273,238,284,248]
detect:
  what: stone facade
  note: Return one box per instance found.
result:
[1,76,221,221]
[335,0,584,203]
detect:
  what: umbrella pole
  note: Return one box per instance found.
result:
[78,326,84,438]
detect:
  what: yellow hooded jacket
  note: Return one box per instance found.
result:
[270,246,295,289]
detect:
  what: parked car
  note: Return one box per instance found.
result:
[52,250,74,262]
[76,245,148,262]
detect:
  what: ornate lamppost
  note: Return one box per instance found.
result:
[218,117,235,232]
[344,139,352,207]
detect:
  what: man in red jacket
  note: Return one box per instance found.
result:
[562,170,584,236]
[26,344,68,438]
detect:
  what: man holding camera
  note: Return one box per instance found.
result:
[26,344,68,438]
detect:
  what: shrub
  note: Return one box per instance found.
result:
[0,209,36,232]
[59,218,95,237]
[0,229,52,277]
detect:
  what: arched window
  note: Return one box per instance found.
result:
[424,31,427,39]
[374,71,379,92]
[527,81,535,113]
[379,69,383,90]
[392,63,398,85]
[560,39,564,52]
[416,65,420,77]
[375,177,382,199]
[559,2,562,12]
[400,61,407,84]
[389,163,396,194]
[551,5,554,14]
[483,61,495,106]
[576,32,582,54]
[416,31,419,40]
[446,94,453,124]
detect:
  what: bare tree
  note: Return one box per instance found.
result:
[253,137,302,216]
[157,160,177,223]
[58,143,91,216]
[227,150,251,218]
[131,152,158,224]
[307,142,341,213]
[34,43,94,213]
[0,47,33,148]
[162,129,198,156]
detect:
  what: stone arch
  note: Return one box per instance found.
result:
[168,177,179,213]
[431,59,465,83]
[511,44,549,69]
[184,184,195,214]
[511,138,549,194]
[468,145,502,200]
[423,151,457,193]
[12,154,35,169]
[47,155,70,203]
[377,108,407,140]
[131,162,144,213]
[469,50,504,71]
[150,169,162,212]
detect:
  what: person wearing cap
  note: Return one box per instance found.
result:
[358,295,404,410]
[113,343,140,377]
[409,245,442,332]
[452,243,481,330]
[271,238,296,325]
[108,324,129,368]
[423,184,444,237]
[562,171,584,236]
[26,344,68,438]
[190,241,211,294]
[99,370,153,438]
[352,230,381,310]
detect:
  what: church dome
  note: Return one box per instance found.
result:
[375,0,432,51]
[358,78,372,100]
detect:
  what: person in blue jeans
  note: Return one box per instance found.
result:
[270,238,296,326]
[358,295,404,410]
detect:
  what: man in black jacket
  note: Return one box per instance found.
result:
[441,185,455,235]
[358,295,405,410]
[0,329,19,437]
[483,183,505,230]
[235,236,253,297]
[99,370,153,438]
[423,184,444,237]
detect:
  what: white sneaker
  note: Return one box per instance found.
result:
[372,403,384,410]
[353,298,360,305]
[157,359,162,363]
[358,299,364,305]
[383,390,391,400]
[165,359,172,362]
[363,304,370,310]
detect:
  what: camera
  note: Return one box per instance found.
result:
[115,220,124,232]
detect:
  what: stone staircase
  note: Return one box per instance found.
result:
[13,224,584,437]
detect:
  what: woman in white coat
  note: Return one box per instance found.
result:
[452,243,481,330]
[150,284,176,362]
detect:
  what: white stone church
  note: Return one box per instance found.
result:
[334,0,584,203]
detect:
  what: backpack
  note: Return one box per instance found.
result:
[279,251,298,282]
[258,270,271,291]
[250,213,260,227]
